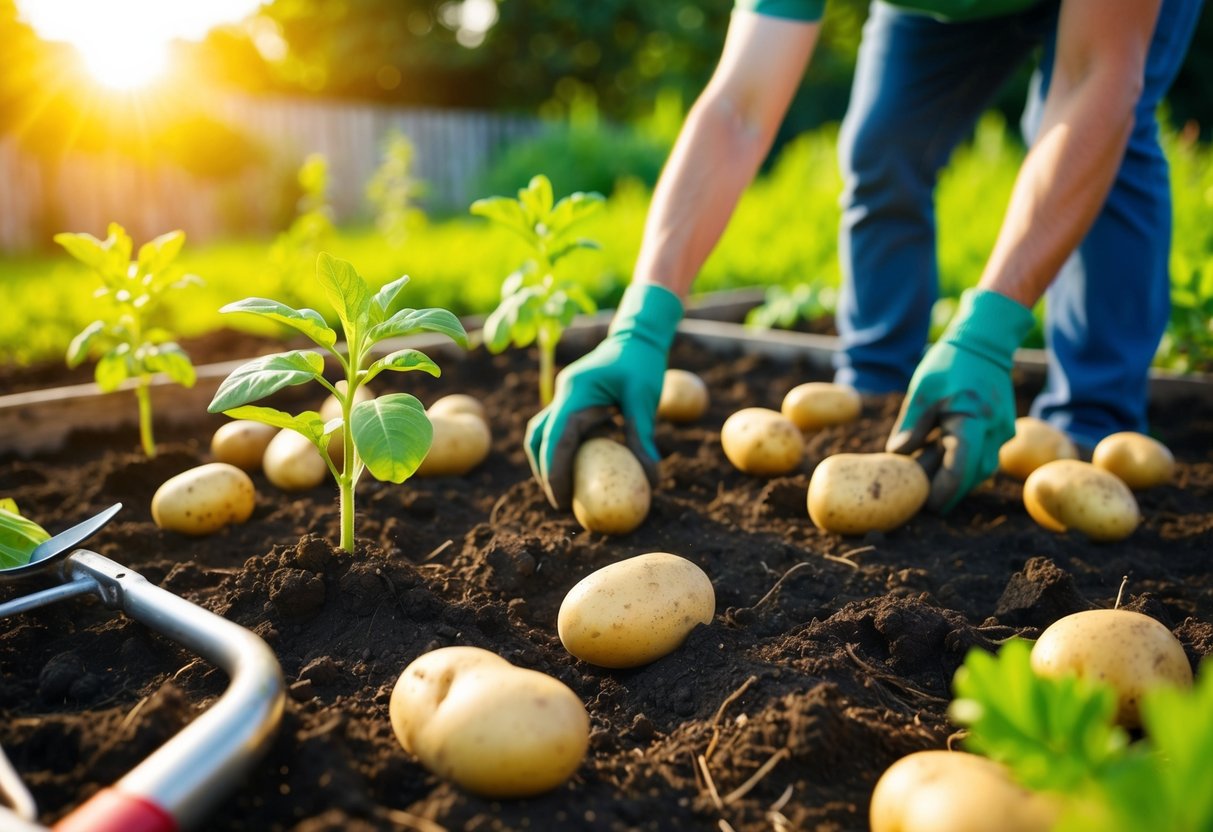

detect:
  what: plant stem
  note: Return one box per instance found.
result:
[538,328,556,406]
[338,385,357,554]
[135,380,156,458]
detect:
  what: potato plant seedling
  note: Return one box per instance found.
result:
[948,638,1213,831]
[208,253,468,553]
[471,174,604,405]
[55,223,201,458]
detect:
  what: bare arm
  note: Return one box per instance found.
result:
[633,11,820,300]
[979,0,1161,307]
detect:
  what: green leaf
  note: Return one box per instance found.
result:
[316,253,371,338]
[219,298,338,348]
[500,268,528,299]
[363,349,441,384]
[519,175,554,226]
[54,232,110,272]
[950,639,1127,794]
[470,196,535,243]
[95,346,133,392]
[562,283,598,315]
[547,190,604,233]
[350,393,432,483]
[136,229,185,275]
[370,274,411,324]
[548,237,601,266]
[143,343,197,387]
[208,350,325,413]
[0,504,50,569]
[366,307,468,347]
[66,320,108,368]
[482,305,514,353]
[221,405,327,445]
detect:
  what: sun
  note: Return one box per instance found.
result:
[75,39,171,91]
[17,0,264,90]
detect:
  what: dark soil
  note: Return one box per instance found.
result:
[2,335,1211,832]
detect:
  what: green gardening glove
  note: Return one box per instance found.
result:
[886,288,1035,513]
[525,283,683,509]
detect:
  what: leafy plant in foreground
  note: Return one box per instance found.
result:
[208,253,468,553]
[55,223,201,457]
[950,638,1213,831]
[0,499,49,570]
[471,174,604,405]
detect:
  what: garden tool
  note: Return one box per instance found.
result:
[0,504,285,832]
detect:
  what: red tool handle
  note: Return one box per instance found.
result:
[53,789,177,832]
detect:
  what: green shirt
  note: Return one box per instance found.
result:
[735,0,1041,23]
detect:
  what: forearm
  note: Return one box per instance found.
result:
[979,0,1156,309]
[631,11,819,301]
[632,95,780,299]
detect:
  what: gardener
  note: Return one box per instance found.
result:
[525,0,1203,514]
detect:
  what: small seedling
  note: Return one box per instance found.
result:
[471,174,603,405]
[745,282,837,332]
[269,153,335,306]
[56,223,201,457]
[0,499,49,569]
[208,253,467,553]
[367,129,426,248]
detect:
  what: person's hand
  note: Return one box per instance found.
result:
[525,283,684,509]
[886,288,1035,513]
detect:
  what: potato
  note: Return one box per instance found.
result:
[263,429,328,491]
[390,646,590,798]
[319,381,375,422]
[1022,459,1139,542]
[870,750,1058,832]
[780,382,861,431]
[657,369,709,423]
[1092,431,1175,490]
[210,420,277,472]
[427,393,488,424]
[416,412,491,477]
[571,438,651,534]
[998,417,1078,480]
[1030,608,1193,728]
[558,553,715,668]
[807,453,929,535]
[720,407,804,476]
[152,462,256,536]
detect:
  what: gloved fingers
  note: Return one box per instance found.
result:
[620,388,661,486]
[926,408,1001,513]
[540,405,614,510]
[524,408,551,489]
[886,398,944,455]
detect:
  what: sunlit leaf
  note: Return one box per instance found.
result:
[316,253,371,339]
[208,350,325,413]
[95,346,133,392]
[221,405,327,445]
[66,321,108,368]
[143,343,197,387]
[350,394,432,483]
[364,349,441,384]
[367,307,468,347]
[220,298,338,348]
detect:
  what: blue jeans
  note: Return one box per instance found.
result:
[833,0,1204,446]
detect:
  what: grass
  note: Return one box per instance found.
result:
[2,116,1210,370]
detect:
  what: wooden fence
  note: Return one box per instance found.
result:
[0,96,542,250]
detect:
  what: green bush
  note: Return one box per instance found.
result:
[476,122,669,201]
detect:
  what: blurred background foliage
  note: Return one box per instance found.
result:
[1,0,1210,371]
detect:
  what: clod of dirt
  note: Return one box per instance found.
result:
[994,557,1091,628]
[268,568,327,618]
[38,652,85,702]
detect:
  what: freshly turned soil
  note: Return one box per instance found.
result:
[2,336,1211,832]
